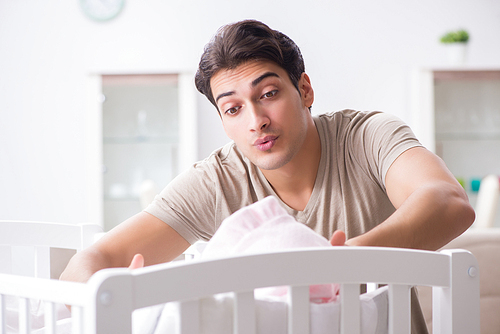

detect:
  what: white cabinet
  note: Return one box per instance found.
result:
[411,68,500,226]
[85,73,197,231]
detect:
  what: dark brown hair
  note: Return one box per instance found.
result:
[195,20,305,110]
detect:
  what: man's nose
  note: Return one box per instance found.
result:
[248,104,270,132]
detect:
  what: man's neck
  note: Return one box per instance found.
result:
[260,118,321,211]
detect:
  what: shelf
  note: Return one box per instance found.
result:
[104,196,140,201]
[436,132,500,141]
[433,69,500,82]
[103,134,179,145]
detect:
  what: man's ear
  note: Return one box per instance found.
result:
[299,73,314,109]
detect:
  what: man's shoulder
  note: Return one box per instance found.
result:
[315,109,403,132]
[315,109,384,123]
[166,141,253,195]
[191,141,252,174]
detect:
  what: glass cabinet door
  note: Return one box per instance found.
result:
[433,71,500,179]
[101,74,180,231]
[412,69,500,227]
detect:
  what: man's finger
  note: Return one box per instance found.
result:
[329,230,346,246]
[128,254,145,270]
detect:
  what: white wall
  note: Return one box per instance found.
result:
[1,0,499,224]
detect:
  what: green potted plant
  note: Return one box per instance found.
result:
[440,29,470,66]
[440,30,469,44]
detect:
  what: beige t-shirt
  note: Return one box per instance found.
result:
[145,109,422,244]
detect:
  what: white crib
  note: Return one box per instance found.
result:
[0,220,480,334]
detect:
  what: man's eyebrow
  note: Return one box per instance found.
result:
[252,72,280,87]
[215,91,234,104]
[215,72,280,104]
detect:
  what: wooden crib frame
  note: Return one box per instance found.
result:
[0,220,480,334]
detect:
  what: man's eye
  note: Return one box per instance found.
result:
[225,106,241,115]
[262,90,277,99]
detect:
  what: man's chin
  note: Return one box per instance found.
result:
[253,155,293,171]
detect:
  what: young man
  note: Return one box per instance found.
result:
[60,20,474,332]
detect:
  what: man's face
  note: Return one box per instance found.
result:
[210,60,314,171]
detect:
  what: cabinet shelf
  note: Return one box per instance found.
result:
[103,196,140,201]
[436,132,500,141]
[103,134,179,145]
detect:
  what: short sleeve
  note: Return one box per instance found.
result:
[347,111,422,190]
[144,164,217,244]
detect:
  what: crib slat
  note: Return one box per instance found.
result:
[72,305,84,334]
[287,285,309,334]
[19,298,30,334]
[389,284,411,334]
[177,299,200,334]
[0,294,6,334]
[44,301,56,334]
[340,284,360,334]
[0,246,12,275]
[35,246,50,279]
[366,282,378,293]
[233,291,255,334]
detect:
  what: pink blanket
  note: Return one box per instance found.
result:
[202,196,339,303]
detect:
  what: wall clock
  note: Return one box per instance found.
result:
[80,0,125,22]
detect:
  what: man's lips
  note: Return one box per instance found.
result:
[254,136,278,151]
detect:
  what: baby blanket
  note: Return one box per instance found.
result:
[201,195,339,303]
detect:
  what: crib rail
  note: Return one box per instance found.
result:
[0,247,480,334]
[85,246,479,334]
[0,274,88,334]
[0,221,103,251]
[0,274,87,307]
[0,221,103,279]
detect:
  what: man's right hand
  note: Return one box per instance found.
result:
[59,211,189,285]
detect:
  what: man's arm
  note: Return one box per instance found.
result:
[59,211,190,283]
[345,146,475,251]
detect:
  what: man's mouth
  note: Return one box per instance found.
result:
[254,136,278,151]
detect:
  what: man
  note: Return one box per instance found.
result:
[60,20,474,332]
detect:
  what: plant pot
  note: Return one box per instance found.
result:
[444,43,468,66]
